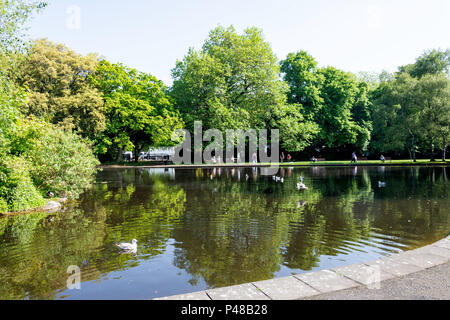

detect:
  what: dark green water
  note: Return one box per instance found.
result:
[0,166,449,300]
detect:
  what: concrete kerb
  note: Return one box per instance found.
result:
[154,235,450,300]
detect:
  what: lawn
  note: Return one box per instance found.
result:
[101,159,449,168]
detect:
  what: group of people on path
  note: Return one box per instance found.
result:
[211,151,387,164]
[279,152,292,163]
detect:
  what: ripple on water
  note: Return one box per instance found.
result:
[1,166,449,299]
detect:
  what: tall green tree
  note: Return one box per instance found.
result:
[416,74,450,160]
[370,49,450,160]
[399,49,450,78]
[171,26,318,152]
[1,1,47,155]
[315,67,371,151]
[369,79,407,155]
[280,51,323,119]
[91,60,184,161]
[17,39,105,139]
[0,0,46,53]
[1,1,99,211]
[280,52,372,153]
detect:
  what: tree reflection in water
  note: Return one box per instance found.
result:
[0,166,448,299]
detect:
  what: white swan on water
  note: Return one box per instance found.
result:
[116,239,138,251]
[378,181,386,187]
[297,182,308,190]
[296,176,308,190]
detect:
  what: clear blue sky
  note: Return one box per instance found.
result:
[27,0,450,85]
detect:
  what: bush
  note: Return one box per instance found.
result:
[0,198,8,214]
[0,157,46,212]
[18,119,100,199]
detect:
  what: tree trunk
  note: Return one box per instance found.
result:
[134,146,142,163]
[430,139,435,161]
[407,147,412,161]
[411,136,416,162]
[116,148,123,162]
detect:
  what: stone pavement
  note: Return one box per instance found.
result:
[303,261,450,300]
[154,236,450,300]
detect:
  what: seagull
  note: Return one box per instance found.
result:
[378,181,386,187]
[116,239,138,252]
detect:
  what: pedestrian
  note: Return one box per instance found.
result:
[351,152,357,163]
[252,152,257,164]
[380,154,385,163]
[287,154,292,162]
[311,156,316,163]
[280,152,285,163]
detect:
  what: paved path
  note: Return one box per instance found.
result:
[155,236,450,301]
[303,261,450,300]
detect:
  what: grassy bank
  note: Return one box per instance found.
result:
[101,159,449,168]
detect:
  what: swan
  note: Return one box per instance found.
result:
[297,182,308,190]
[116,239,138,252]
[273,176,284,183]
[378,181,386,187]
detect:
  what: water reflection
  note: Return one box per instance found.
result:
[0,166,448,299]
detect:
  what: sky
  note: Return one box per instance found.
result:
[27,0,450,85]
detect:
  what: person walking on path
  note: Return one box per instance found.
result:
[252,152,257,164]
[280,152,285,163]
[351,152,358,163]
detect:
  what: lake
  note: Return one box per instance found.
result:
[0,166,449,299]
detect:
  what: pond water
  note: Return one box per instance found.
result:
[0,166,449,299]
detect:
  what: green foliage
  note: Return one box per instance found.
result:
[370,69,449,160]
[172,25,286,132]
[18,39,105,139]
[280,52,373,151]
[0,198,7,214]
[90,60,184,159]
[15,119,100,199]
[280,51,323,117]
[0,156,45,212]
[415,74,450,160]
[0,0,47,53]
[399,49,450,78]
[266,104,319,152]
[1,115,100,208]
[171,26,318,151]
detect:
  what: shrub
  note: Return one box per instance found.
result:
[19,119,100,199]
[0,198,8,214]
[0,157,46,212]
